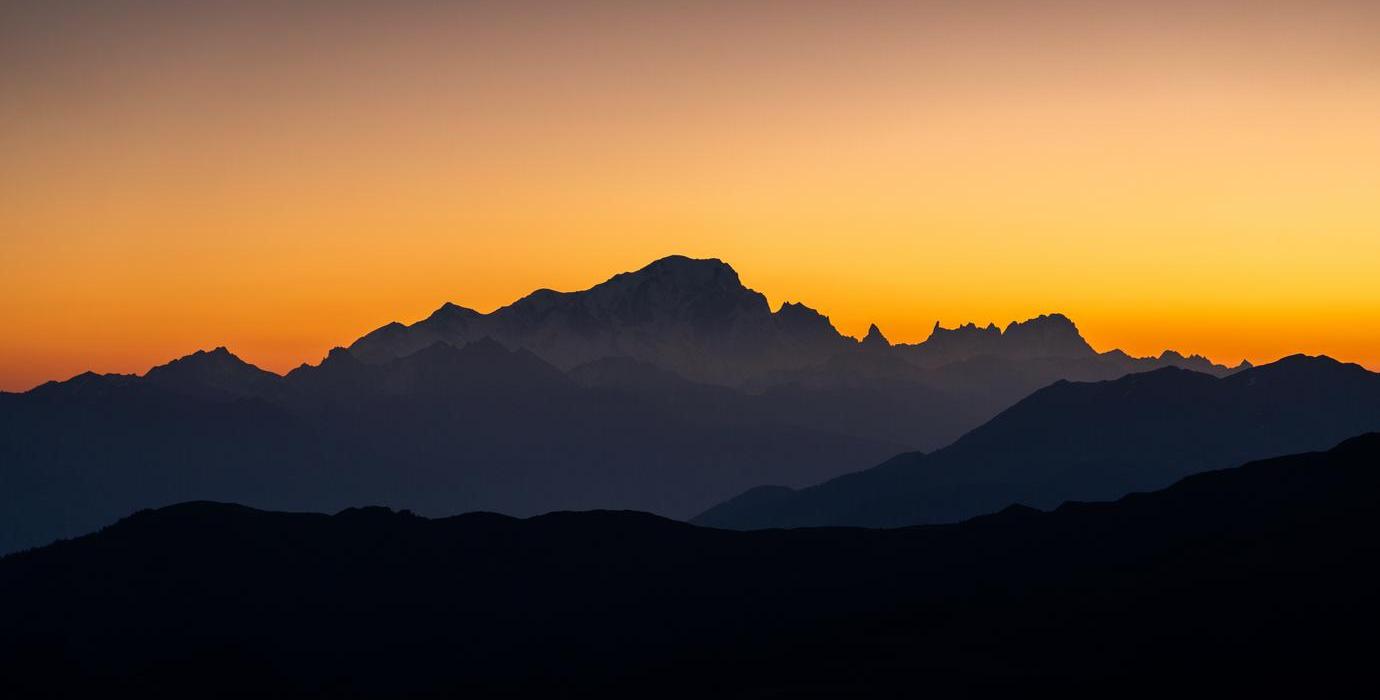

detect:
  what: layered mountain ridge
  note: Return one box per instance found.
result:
[347,256,851,385]
[1,254,1341,557]
[343,255,1236,386]
[897,313,1095,366]
[4,435,1378,695]
[696,354,1380,529]
[25,256,1238,399]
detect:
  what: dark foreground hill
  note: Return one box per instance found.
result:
[3,435,1378,697]
[697,354,1380,529]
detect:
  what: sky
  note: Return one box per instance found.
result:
[2,0,1379,391]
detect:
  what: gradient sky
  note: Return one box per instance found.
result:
[3,0,1379,390]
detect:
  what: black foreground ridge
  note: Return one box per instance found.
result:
[2,433,1379,697]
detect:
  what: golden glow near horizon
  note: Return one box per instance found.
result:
[3,1,1379,390]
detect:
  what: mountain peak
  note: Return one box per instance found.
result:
[348,255,852,384]
[530,254,769,331]
[861,323,890,348]
[776,301,827,321]
[907,313,1092,365]
[1231,354,1366,385]
[923,320,1002,343]
[1272,353,1342,367]
[637,254,737,278]
[774,301,844,342]
[592,256,752,305]
[425,302,481,323]
[999,313,1095,357]
[148,346,251,373]
[143,347,281,398]
[1001,312,1076,335]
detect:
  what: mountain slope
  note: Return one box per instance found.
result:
[336,255,1242,450]
[348,255,854,385]
[0,338,900,555]
[900,313,1096,366]
[3,435,1378,697]
[143,346,284,399]
[345,256,1236,395]
[696,355,1380,528]
[1,255,1254,552]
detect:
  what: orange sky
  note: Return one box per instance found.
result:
[3,1,1379,391]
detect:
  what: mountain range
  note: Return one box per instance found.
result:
[349,256,852,386]
[0,255,1329,556]
[4,435,1377,696]
[696,353,1380,528]
[0,337,895,555]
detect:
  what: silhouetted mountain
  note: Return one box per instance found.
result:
[0,255,1263,553]
[349,255,854,385]
[333,255,1243,449]
[999,312,1096,356]
[772,300,842,347]
[4,435,1377,697]
[749,328,1240,449]
[860,322,890,348]
[901,313,1095,366]
[142,346,283,399]
[21,370,139,400]
[697,355,1380,529]
[345,256,1227,393]
[0,338,900,555]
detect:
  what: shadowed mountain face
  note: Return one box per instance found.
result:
[142,346,284,399]
[348,257,1234,390]
[901,313,1096,366]
[0,255,1261,554]
[0,340,899,555]
[343,255,1241,448]
[349,255,853,385]
[696,355,1380,529]
[3,435,1377,697]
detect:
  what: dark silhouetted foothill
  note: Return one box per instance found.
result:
[3,436,1377,697]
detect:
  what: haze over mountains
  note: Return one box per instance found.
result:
[697,354,1380,529]
[350,256,850,385]
[0,255,1353,556]
[348,255,1239,385]
[4,436,1377,696]
[5,254,1380,696]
